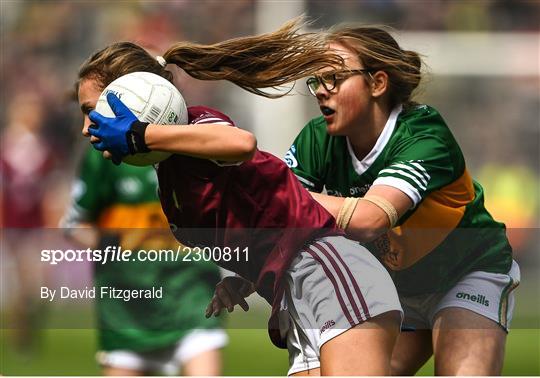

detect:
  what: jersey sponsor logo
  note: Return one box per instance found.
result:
[320,319,336,335]
[326,189,343,197]
[456,292,490,306]
[350,184,371,197]
[284,148,298,168]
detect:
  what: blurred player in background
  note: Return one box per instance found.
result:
[1,92,57,354]
[285,25,520,375]
[74,19,403,375]
[61,145,227,376]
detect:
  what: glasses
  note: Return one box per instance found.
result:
[306,69,373,96]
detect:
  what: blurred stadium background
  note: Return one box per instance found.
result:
[1,0,539,375]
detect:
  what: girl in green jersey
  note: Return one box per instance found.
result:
[62,147,227,376]
[286,25,519,375]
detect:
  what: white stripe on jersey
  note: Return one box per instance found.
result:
[378,168,428,191]
[294,174,315,188]
[391,163,428,187]
[409,161,431,181]
[372,176,422,205]
[210,159,243,167]
[194,120,233,125]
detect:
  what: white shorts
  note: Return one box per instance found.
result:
[400,260,520,331]
[96,328,228,375]
[279,236,402,375]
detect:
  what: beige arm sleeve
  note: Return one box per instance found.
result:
[361,194,399,228]
[335,194,399,230]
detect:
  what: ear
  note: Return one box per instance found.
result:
[369,70,388,98]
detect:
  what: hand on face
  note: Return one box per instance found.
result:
[79,79,125,164]
[87,93,139,165]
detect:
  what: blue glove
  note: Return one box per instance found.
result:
[88,93,150,164]
[88,123,124,165]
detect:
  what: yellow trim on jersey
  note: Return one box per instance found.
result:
[97,203,176,251]
[380,169,475,270]
[98,203,169,229]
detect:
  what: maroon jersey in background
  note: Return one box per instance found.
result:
[156,106,341,307]
[1,129,55,228]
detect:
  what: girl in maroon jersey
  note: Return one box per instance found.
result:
[76,19,403,375]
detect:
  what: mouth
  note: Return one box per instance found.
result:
[320,105,335,116]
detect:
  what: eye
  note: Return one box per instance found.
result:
[320,72,336,84]
[81,105,94,115]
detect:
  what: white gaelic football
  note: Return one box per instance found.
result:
[95,71,188,166]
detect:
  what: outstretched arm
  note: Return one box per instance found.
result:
[88,93,256,164]
[311,185,413,242]
[144,123,256,162]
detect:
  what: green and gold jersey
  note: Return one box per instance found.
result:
[68,147,221,351]
[286,105,512,295]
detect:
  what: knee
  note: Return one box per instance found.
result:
[390,356,421,376]
[389,330,433,376]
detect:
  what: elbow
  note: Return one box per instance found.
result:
[346,217,388,243]
[236,131,257,161]
[347,227,383,243]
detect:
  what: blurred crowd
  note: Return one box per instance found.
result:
[1,0,256,227]
[308,0,540,31]
[0,0,538,300]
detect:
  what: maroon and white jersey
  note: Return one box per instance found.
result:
[156,106,341,305]
[1,129,55,228]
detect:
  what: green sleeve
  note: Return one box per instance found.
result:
[285,118,326,192]
[374,112,464,205]
[72,147,113,221]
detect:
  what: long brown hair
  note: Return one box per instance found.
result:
[326,25,423,109]
[77,18,343,98]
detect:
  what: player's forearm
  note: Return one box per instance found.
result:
[346,203,390,242]
[310,192,390,242]
[310,192,343,218]
[145,123,257,162]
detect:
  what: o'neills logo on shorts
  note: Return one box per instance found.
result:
[456,292,490,306]
[320,320,336,335]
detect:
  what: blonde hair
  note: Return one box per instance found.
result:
[77,18,343,98]
[326,25,423,109]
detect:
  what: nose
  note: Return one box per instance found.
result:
[82,116,91,137]
[315,85,330,101]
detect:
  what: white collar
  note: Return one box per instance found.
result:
[346,104,403,176]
